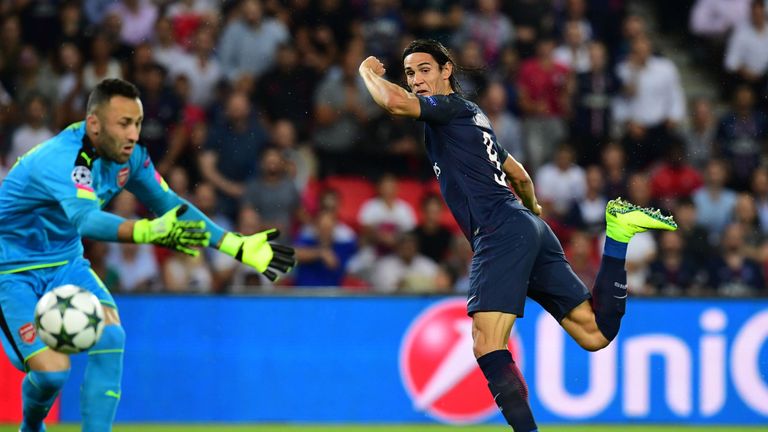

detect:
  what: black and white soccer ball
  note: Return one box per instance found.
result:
[34,285,105,354]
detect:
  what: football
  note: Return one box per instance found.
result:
[34,285,105,354]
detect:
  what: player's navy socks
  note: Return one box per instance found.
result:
[21,369,70,432]
[477,350,537,432]
[81,324,125,432]
[592,246,628,342]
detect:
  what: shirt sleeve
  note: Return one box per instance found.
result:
[125,146,227,245]
[417,95,465,124]
[39,155,125,241]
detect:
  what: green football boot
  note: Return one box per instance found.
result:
[605,197,678,243]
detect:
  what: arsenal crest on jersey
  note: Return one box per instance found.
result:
[117,167,130,187]
[19,322,36,344]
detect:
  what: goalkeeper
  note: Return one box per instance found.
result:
[0,78,295,432]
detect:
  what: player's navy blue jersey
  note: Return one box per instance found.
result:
[418,93,519,240]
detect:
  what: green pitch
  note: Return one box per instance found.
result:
[1,425,764,432]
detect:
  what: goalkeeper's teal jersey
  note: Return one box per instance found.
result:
[0,122,183,273]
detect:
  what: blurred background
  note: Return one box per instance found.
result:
[0,0,766,429]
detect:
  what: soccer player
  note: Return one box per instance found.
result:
[0,79,295,432]
[359,40,677,431]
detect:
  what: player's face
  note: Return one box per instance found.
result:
[404,52,453,97]
[89,96,143,164]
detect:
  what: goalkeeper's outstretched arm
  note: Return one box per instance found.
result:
[125,153,296,281]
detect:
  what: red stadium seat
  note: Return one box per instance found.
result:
[396,178,425,221]
[323,175,376,230]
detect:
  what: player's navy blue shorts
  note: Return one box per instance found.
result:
[467,206,591,321]
[0,257,115,371]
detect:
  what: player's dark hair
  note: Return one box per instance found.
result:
[86,78,140,115]
[402,39,463,94]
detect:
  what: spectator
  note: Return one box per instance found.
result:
[647,230,702,296]
[218,0,290,83]
[682,97,718,171]
[254,43,319,138]
[13,45,57,108]
[615,36,686,169]
[57,2,88,55]
[479,81,524,161]
[453,0,514,66]
[626,171,657,210]
[171,27,223,109]
[556,0,593,41]
[82,33,123,93]
[54,42,86,130]
[708,222,765,296]
[166,165,192,202]
[568,41,616,165]
[564,230,599,289]
[693,158,738,238]
[564,165,607,235]
[106,191,159,292]
[454,39,488,100]
[403,0,463,46]
[0,15,22,94]
[535,144,587,217]
[151,16,187,75]
[106,0,158,47]
[673,197,714,268]
[313,43,381,174]
[517,37,570,171]
[730,192,767,261]
[370,232,440,293]
[413,193,454,263]
[649,137,704,210]
[242,147,301,239]
[137,63,182,169]
[750,167,768,233]
[7,94,54,166]
[501,0,554,58]
[600,142,629,199]
[361,0,406,61]
[715,85,768,190]
[199,90,269,219]
[690,0,749,39]
[161,250,213,293]
[724,0,768,96]
[554,20,591,73]
[358,173,418,253]
[271,119,315,191]
[294,210,358,287]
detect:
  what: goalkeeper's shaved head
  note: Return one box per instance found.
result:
[86,78,140,115]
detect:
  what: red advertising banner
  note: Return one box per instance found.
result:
[0,346,59,423]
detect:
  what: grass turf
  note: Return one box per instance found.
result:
[0,425,764,432]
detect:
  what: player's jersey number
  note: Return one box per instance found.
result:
[483,131,507,187]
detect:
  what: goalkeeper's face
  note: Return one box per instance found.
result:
[91,96,144,164]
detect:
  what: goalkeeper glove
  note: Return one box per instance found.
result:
[219,229,296,281]
[133,205,210,256]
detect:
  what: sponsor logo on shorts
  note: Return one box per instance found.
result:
[117,167,130,187]
[19,323,36,344]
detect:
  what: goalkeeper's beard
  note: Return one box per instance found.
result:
[95,132,134,164]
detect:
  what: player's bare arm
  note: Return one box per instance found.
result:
[501,154,542,216]
[359,56,421,117]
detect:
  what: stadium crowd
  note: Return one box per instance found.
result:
[0,0,766,297]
